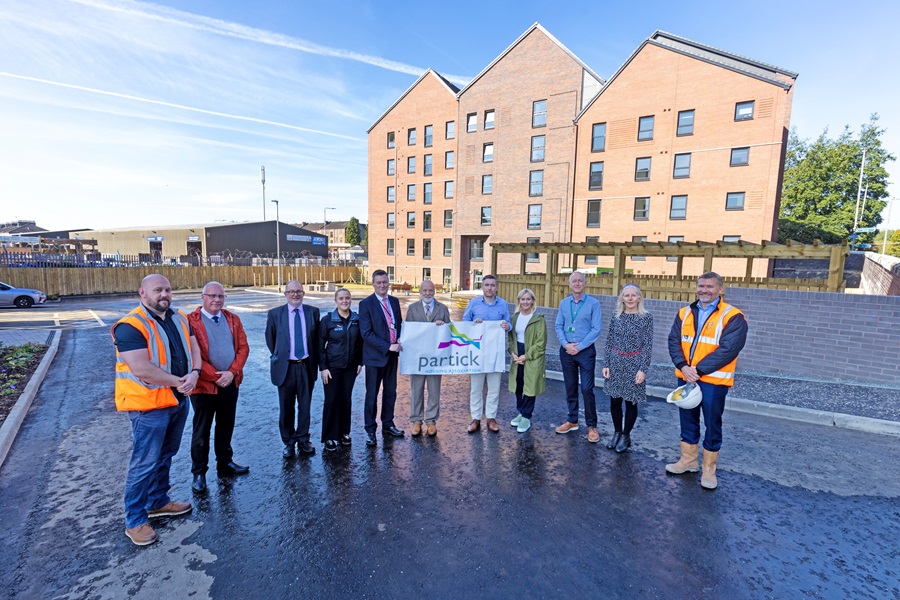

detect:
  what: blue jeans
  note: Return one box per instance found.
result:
[559,345,597,427]
[124,400,188,529]
[678,380,729,451]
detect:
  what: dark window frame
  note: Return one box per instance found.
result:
[633,197,649,221]
[638,115,655,141]
[635,157,651,181]
[407,212,416,228]
[480,207,492,226]
[408,128,416,146]
[484,109,495,130]
[529,170,544,197]
[735,100,755,121]
[673,153,691,179]
[424,124,433,147]
[589,161,604,190]
[531,135,545,162]
[532,99,547,128]
[730,147,750,167]
[527,204,542,230]
[591,122,606,152]
[677,110,695,136]
[482,174,493,195]
[726,192,746,211]
[587,199,601,228]
[466,113,477,133]
[670,195,688,220]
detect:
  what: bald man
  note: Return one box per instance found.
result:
[404,280,451,436]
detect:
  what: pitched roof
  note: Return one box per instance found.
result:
[367,69,460,133]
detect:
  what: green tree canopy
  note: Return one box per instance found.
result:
[345,216,361,246]
[779,114,894,244]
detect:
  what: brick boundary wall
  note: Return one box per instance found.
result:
[861,253,900,296]
[533,286,900,386]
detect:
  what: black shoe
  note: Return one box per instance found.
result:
[192,474,207,493]
[607,432,622,450]
[324,440,339,452]
[383,425,405,438]
[365,433,377,447]
[298,441,316,456]
[615,434,632,453]
[340,434,352,446]
[217,461,250,476]
[283,444,296,459]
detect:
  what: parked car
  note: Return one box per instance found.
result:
[0,281,47,308]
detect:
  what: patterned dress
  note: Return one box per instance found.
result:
[604,312,654,405]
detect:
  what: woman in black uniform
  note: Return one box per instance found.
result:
[319,288,363,452]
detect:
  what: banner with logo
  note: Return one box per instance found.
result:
[398,321,507,375]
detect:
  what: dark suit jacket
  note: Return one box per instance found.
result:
[359,293,401,368]
[265,303,320,388]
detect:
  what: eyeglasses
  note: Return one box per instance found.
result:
[285,290,304,295]
[202,294,226,300]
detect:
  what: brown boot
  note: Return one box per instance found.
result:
[411,423,422,437]
[665,442,700,475]
[701,450,719,490]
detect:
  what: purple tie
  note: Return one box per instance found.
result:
[381,297,396,343]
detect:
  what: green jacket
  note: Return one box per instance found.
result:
[508,312,547,397]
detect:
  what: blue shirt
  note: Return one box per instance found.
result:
[462,295,510,323]
[696,297,720,333]
[555,294,603,351]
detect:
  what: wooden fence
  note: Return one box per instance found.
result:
[0,266,364,297]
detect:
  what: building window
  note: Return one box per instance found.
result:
[677,110,694,136]
[423,211,432,231]
[635,157,651,181]
[531,135,545,162]
[735,101,754,121]
[589,162,604,190]
[673,153,691,178]
[723,235,741,243]
[470,239,484,261]
[584,236,599,265]
[386,239,394,256]
[446,121,455,139]
[529,170,543,196]
[670,195,688,220]
[424,125,433,147]
[387,213,395,229]
[423,238,432,259]
[387,186,395,203]
[445,150,455,169]
[387,159,395,176]
[443,210,453,228]
[443,238,452,256]
[532,100,547,128]
[526,237,540,263]
[442,268,451,286]
[591,122,606,152]
[407,184,415,201]
[667,235,684,261]
[481,207,492,226]
[638,115,654,141]
[423,154,432,176]
[482,174,493,195]
[407,212,416,228]
[730,147,749,166]
[387,131,395,149]
[408,156,418,174]
[467,113,477,132]
[631,235,647,260]
[423,183,432,204]
[422,267,431,280]
[483,143,494,163]
[408,128,416,145]
[633,197,649,220]
[527,204,542,230]
[484,110,495,130]
[407,239,415,255]
[444,180,454,199]
[726,192,745,211]
[587,199,601,228]
[387,266,395,282]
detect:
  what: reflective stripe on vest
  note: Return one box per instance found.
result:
[675,301,742,387]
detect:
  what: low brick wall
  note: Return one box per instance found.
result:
[861,253,900,296]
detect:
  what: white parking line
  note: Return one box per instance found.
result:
[88,309,106,326]
[53,313,61,326]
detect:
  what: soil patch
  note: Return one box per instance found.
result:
[0,343,48,427]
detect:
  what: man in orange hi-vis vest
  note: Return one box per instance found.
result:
[665,272,747,491]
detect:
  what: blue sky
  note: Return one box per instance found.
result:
[2,0,899,232]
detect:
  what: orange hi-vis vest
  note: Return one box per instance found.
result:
[111,306,193,411]
[674,301,743,387]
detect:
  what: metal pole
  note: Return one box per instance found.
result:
[852,147,866,247]
[261,166,267,221]
[272,199,281,291]
[323,206,336,260]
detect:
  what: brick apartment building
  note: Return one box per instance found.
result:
[368,24,797,288]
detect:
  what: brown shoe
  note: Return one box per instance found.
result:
[411,423,422,437]
[555,421,580,434]
[467,419,481,434]
[147,501,192,518]
[487,418,500,432]
[587,427,600,443]
[125,523,158,546]
[426,423,437,436]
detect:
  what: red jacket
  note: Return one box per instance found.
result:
[187,307,250,395]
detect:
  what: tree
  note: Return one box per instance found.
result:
[779,114,895,244]
[345,217,361,246]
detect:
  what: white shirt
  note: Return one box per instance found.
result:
[515,312,534,343]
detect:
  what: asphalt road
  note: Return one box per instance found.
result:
[1,291,898,599]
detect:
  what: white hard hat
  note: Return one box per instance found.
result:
[666,383,702,409]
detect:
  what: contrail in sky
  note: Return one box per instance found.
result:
[0,71,365,142]
[68,0,471,85]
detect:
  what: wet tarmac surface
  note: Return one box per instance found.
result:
[1,292,899,599]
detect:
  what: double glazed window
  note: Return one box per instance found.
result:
[638,115,654,141]
[589,162,604,190]
[532,100,547,127]
[677,110,694,136]
[591,123,606,152]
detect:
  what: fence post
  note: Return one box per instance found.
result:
[544,249,555,306]
[826,245,844,292]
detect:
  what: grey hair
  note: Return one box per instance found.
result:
[569,271,586,283]
[698,272,724,287]
[202,281,224,294]
[615,283,647,317]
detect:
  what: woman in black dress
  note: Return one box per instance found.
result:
[602,284,653,453]
[319,288,363,452]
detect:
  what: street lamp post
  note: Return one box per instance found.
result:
[272,198,281,292]
[324,206,336,261]
[261,166,267,221]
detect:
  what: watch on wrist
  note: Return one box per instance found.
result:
[191,368,201,375]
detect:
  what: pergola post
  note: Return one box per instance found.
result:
[612,247,625,293]
[702,247,714,273]
[744,257,754,281]
[675,256,684,278]
[826,244,845,292]
[490,245,498,276]
[544,249,556,306]
[520,252,527,275]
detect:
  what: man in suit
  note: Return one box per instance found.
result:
[265,280,320,458]
[404,279,451,437]
[359,269,405,447]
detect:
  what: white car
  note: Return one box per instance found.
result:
[0,281,47,308]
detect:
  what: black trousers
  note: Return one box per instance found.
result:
[364,353,398,434]
[321,367,357,442]
[514,341,536,419]
[278,361,312,445]
[190,384,239,475]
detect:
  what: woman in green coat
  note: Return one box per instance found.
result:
[508,288,546,433]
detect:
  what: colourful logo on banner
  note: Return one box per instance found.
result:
[438,324,483,350]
